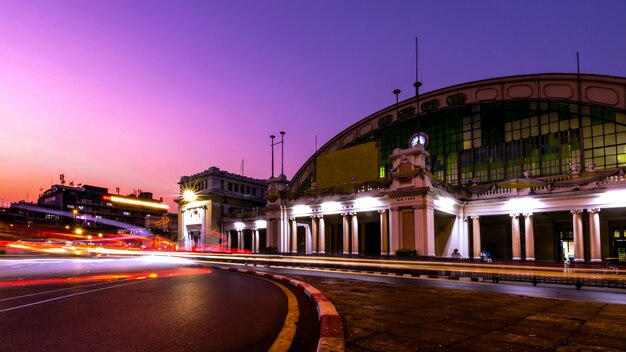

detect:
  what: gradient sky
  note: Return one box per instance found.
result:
[1,0,626,210]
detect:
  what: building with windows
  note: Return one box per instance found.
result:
[177,167,267,251]
[259,73,626,263]
[175,73,626,262]
[35,184,170,233]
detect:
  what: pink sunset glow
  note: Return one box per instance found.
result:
[1,1,626,210]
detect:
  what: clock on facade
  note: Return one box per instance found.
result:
[409,132,429,148]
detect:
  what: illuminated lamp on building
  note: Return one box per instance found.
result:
[104,195,169,210]
[321,201,342,213]
[504,197,543,213]
[292,204,312,216]
[182,190,197,202]
[353,197,382,210]
[433,196,456,214]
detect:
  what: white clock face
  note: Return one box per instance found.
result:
[409,133,427,147]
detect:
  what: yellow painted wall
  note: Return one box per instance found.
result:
[316,142,379,188]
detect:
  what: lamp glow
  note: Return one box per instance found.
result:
[504,197,542,212]
[292,205,312,216]
[255,220,267,229]
[597,189,626,205]
[183,190,197,202]
[321,201,342,213]
[434,196,456,213]
[234,222,245,230]
[354,197,381,209]
[109,196,169,210]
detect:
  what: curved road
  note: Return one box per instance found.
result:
[0,257,318,352]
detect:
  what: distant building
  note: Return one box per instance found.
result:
[34,184,169,232]
[177,167,267,251]
[145,212,178,240]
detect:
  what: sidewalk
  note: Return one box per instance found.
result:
[285,273,626,351]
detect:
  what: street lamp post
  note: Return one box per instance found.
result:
[270,134,275,178]
[280,131,285,176]
[270,131,286,178]
[393,89,401,148]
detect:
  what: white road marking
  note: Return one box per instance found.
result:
[0,280,148,313]
[0,280,125,302]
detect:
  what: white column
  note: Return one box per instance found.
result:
[425,203,436,257]
[460,216,470,258]
[389,208,400,255]
[572,209,584,262]
[237,230,243,250]
[253,230,259,253]
[290,218,297,254]
[304,224,312,254]
[342,213,350,254]
[510,213,521,260]
[472,216,481,259]
[227,230,232,250]
[379,209,389,255]
[351,212,359,255]
[524,213,535,261]
[281,205,291,253]
[311,216,318,254]
[414,201,436,257]
[588,208,601,262]
[281,206,288,253]
[318,216,326,254]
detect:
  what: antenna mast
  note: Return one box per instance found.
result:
[413,37,423,126]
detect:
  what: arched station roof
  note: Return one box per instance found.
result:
[288,73,626,192]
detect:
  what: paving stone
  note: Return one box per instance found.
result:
[599,305,626,316]
[441,315,509,331]
[425,321,488,337]
[555,341,623,351]
[543,302,605,321]
[569,331,626,350]
[374,311,429,327]
[347,317,410,334]
[280,274,626,352]
[592,313,626,326]
[500,321,574,341]
[352,332,439,352]
[481,331,562,350]
[524,313,585,331]
[392,325,471,346]
[344,326,379,344]
[365,304,417,314]
[581,320,626,339]
[453,336,549,351]
[343,346,375,352]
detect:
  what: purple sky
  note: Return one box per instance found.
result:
[1,0,626,210]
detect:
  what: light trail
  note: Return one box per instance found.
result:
[0,280,136,302]
[0,280,149,313]
[1,267,211,286]
[186,253,625,283]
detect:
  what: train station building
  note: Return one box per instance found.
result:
[180,73,626,263]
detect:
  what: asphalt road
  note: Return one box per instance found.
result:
[0,257,318,352]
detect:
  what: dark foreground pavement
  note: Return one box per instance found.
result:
[285,274,626,352]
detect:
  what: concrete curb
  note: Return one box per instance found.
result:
[216,266,345,352]
[274,265,486,283]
